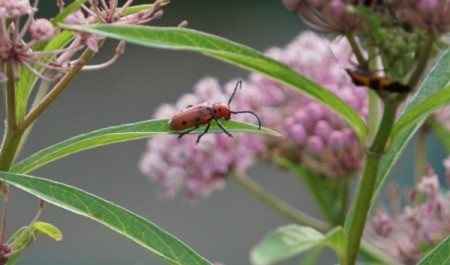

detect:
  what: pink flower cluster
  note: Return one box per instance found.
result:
[253,32,368,178]
[140,31,369,200]
[369,159,450,263]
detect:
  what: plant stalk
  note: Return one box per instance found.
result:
[345,33,366,68]
[231,170,330,233]
[345,101,399,265]
[0,62,23,171]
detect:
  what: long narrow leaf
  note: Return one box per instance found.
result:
[417,236,450,265]
[61,24,367,141]
[391,86,450,141]
[0,172,212,265]
[12,119,276,174]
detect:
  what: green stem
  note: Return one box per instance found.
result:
[339,179,349,225]
[0,63,23,171]
[231,170,330,233]
[366,46,380,142]
[407,34,435,89]
[23,46,99,129]
[416,126,427,183]
[345,33,366,68]
[5,63,17,132]
[345,101,399,265]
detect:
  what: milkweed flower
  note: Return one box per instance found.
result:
[399,0,450,33]
[368,160,450,263]
[0,0,59,81]
[282,0,380,34]
[139,78,266,201]
[253,32,368,178]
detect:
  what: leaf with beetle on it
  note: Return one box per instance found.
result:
[12,118,276,175]
[59,24,368,143]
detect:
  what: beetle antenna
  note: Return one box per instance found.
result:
[230,110,261,129]
[228,80,242,105]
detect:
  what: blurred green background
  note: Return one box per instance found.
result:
[4,0,447,265]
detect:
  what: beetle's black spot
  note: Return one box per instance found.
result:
[213,110,217,113]
[218,109,222,112]
[195,117,201,122]
[182,121,187,125]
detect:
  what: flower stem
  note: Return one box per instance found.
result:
[231,170,330,232]
[345,101,399,265]
[23,45,99,129]
[0,62,24,171]
[345,33,366,68]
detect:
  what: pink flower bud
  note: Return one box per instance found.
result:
[293,111,313,130]
[314,120,332,140]
[306,136,325,156]
[63,10,86,25]
[330,0,346,16]
[417,174,439,195]
[288,124,307,144]
[306,102,324,121]
[372,212,394,237]
[328,130,345,150]
[419,0,438,11]
[30,19,55,42]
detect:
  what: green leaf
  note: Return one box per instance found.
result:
[6,222,62,265]
[391,86,450,141]
[428,118,450,152]
[12,119,276,174]
[60,24,367,142]
[31,221,63,241]
[417,236,450,265]
[0,172,212,265]
[250,225,347,265]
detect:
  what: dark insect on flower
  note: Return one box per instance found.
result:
[169,80,262,144]
[345,69,411,93]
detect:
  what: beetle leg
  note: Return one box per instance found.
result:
[178,126,199,139]
[216,119,232,138]
[196,122,211,144]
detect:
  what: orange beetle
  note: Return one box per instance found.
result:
[169,80,261,144]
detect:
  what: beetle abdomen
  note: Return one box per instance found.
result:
[169,103,212,130]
